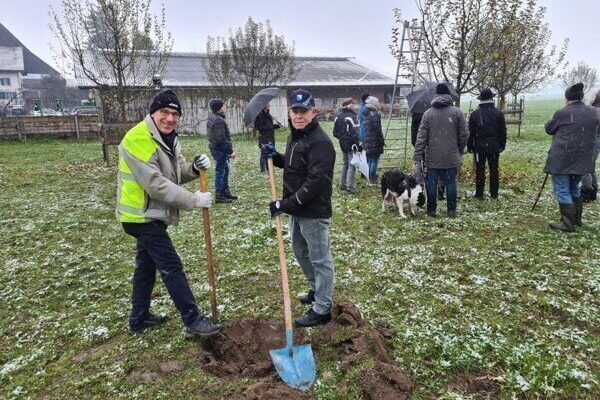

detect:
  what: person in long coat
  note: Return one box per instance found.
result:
[467,88,507,199]
[254,103,281,179]
[362,96,385,185]
[543,83,600,232]
[580,88,600,202]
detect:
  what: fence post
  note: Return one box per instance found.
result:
[74,115,80,139]
[16,115,23,141]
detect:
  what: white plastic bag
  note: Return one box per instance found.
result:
[350,145,369,178]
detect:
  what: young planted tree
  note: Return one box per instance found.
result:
[475,0,568,109]
[49,0,173,122]
[204,17,296,106]
[561,61,598,91]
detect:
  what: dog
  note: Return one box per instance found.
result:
[380,169,426,218]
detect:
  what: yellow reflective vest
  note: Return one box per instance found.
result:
[116,115,198,225]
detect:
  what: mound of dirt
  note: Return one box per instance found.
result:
[195,302,412,399]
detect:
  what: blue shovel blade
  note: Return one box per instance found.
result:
[270,344,316,392]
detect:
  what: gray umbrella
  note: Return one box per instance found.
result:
[244,87,282,127]
[406,81,459,114]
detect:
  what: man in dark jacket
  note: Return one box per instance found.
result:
[207,99,238,203]
[255,103,281,179]
[468,88,507,199]
[414,83,468,217]
[333,98,360,193]
[580,88,600,202]
[363,96,385,184]
[544,82,599,232]
[264,89,336,328]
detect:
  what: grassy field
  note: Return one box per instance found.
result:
[0,99,598,399]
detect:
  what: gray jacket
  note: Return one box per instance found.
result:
[413,94,468,169]
[543,101,599,175]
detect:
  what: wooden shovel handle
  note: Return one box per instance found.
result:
[200,169,218,323]
[267,158,293,334]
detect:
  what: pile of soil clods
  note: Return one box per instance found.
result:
[313,302,413,400]
[198,318,308,379]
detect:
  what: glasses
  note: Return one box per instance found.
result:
[159,108,180,119]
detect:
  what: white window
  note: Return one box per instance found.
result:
[0,78,11,86]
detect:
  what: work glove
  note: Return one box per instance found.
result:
[269,200,284,218]
[192,154,211,174]
[194,190,212,208]
[261,142,276,158]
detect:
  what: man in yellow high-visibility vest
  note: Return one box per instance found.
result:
[117,89,221,337]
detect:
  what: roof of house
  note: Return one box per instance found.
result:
[0,23,60,76]
[74,52,402,88]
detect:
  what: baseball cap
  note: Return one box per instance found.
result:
[289,89,315,110]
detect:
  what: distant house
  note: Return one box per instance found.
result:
[75,52,407,134]
[0,23,60,110]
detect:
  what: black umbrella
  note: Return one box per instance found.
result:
[244,87,282,127]
[406,81,459,114]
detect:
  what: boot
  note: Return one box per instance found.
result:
[223,187,238,200]
[573,196,583,227]
[185,316,222,338]
[294,309,331,328]
[216,191,232,203]
[129,313,167,334]
[549,203,576,232]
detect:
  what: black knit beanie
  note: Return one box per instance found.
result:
[436,83,451,95]
[149,89,182,115]
[209,98,225,114]
[565,82,584,101]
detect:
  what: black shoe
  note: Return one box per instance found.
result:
[185,316,222,338]
[299,290,315,305]
[129,313,167,334]
[224,188,238,200]
[216,192,232,203]
[427,211,437,218]
[294,309,331,328]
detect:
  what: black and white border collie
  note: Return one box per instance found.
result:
[381,169,426,218]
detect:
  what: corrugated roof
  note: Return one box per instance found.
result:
[0,23,60,76]
[75,51,400,88]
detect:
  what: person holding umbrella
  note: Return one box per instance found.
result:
[467,88,507,199]
[255,102,281,179]
[263,88,336,328]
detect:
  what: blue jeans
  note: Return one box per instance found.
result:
[123,221,199,327]
[426,168,457,214]
[366,154,380,182]
[552,174,581,204]
[289,216,334,315]
[210,148,229,192]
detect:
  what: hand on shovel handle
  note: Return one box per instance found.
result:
[200,169,219,323]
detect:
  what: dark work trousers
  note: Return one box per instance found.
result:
[474,152,499,198]
[122,221,199,327]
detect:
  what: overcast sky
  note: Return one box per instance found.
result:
[2,0,599,83]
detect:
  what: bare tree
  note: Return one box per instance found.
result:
[561,61,598,90]
[49,0,173,122]
[412,0,501,106]
[476,0,568,109]
[204,17,296,106]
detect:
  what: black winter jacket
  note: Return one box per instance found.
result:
[207,113,233,154]
[467,103,507,154]
[272,119,336,218]
[363,108,385,156]
[255,110,278,147]
[333,107,359,153]
[543,101,599,175]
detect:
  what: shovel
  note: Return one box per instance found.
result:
[199,169,218,323]
[266,157,316,392]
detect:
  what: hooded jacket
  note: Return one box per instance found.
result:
[362,105,385,156]
[414,94,469,169]
[116,115,199,226]
[333,107,359,153]
[272,119,336,218]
